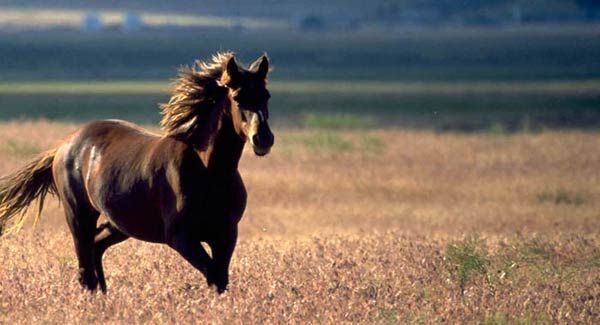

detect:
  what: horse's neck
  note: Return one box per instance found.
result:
[200,115,245,176]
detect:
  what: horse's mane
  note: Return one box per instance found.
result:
[160,51,233,149]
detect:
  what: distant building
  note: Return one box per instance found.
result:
[512,4,522,24]
[298,15,326,32]
[122,12,143,32]
[82,13,102,31]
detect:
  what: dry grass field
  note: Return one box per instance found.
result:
[0,120,599,323]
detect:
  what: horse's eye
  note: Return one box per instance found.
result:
[234,91,251,103]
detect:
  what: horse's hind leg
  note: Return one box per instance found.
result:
[62,202,100,291]
[94,221,128,293]
[54,145,105,291]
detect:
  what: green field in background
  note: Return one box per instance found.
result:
[0,79,598,131]
[1,80,600,95]
[0,26,599,131]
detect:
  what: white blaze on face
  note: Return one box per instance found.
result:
[257,111,266,123]
[247,110,272,156]
[248,111,260,146]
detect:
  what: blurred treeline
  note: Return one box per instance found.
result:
[3,1,600,26]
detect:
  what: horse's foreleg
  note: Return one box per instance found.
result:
[94,222,129,293]
[168,231,213,283]
[208,225,238,294]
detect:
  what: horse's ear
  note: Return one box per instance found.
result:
[250,55,269,79]
[222,56,240,86]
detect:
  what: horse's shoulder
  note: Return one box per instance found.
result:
[151,137,206,182]
[154,137,198,162]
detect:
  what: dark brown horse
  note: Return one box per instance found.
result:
[0,52,274,294]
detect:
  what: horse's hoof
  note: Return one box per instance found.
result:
[215,284,228,294]
[78,274,99,292]
[207,282,227,294]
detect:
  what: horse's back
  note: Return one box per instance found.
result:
[55,119,167,180]
[53,119,205,242]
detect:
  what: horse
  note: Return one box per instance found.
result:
[0,52,274,294]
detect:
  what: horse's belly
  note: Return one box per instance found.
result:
[98,194,166,243]
[104,209,165,243]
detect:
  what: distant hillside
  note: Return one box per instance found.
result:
[2,0,598,25]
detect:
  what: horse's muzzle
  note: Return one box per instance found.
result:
[251,124,274,156]
[253,145,271,156]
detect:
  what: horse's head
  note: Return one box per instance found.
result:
[220,54,274,156]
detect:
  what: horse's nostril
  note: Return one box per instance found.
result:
[253,127,274,148]
[264,132,274,147]
[252,134,260,145]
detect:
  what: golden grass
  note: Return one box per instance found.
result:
[1,121,599,323]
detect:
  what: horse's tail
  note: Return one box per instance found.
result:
[0,148,57,235]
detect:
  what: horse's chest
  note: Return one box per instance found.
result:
[204,186,241,215]
[199,176,246,222]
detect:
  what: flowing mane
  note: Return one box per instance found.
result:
[159,51,234,149]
